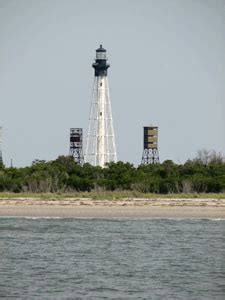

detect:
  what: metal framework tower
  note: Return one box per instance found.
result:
[85,45,117,167]
[69,128,84,165]
[0,126,3,166]
[141,126,160,164]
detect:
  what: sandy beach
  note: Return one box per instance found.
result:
[0,198,225,218]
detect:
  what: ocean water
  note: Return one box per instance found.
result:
[0,218,225,300]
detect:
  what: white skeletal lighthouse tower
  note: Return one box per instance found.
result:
[85,45,117,167]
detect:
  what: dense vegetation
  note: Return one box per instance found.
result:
[0,150,224,194]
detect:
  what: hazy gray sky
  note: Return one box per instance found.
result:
[0,0,224,166]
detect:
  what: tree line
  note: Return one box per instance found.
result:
[0,150,224,194]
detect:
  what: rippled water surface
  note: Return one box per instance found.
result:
[0,218,225,299]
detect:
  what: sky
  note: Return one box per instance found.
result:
[0,0,224,167]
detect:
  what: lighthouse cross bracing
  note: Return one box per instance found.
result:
[85,45,117,167]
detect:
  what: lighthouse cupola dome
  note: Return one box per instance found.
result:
[96,44,107,59]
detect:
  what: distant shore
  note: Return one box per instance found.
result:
[0,198,225,218]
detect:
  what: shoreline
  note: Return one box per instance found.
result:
[0,198,225,218]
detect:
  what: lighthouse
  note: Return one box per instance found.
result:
[85,45,117,167]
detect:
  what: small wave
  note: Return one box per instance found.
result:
[208,218,225,221]
[24,216,66,220]
[0,216,67,220]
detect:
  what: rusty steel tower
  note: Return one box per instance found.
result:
[0,126,3,166]
[69,128,84,165]
[141,126,160,164]
[85,45,117,167]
